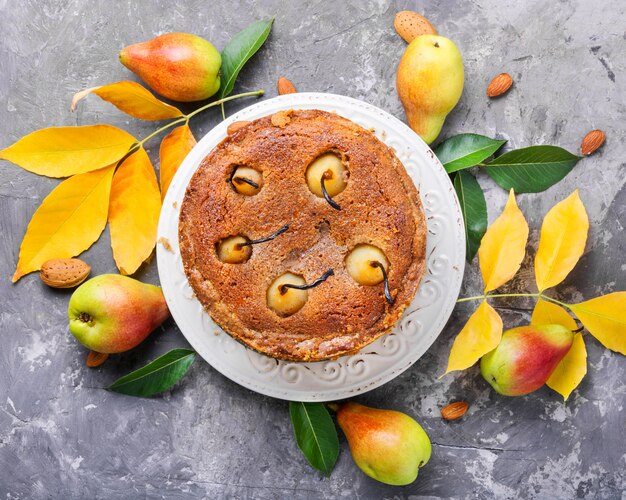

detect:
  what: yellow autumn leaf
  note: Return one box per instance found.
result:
[570,293,626,355]
[445,300,503,373]
[531,299,578,330]
[12,165,115,282]
[159,124,196,199]
[535,190,589,292]
[478,189,529,293]
[546,333,587,401]
[71,81,183,121]
[108,147,161,275]
[0,125,135,178]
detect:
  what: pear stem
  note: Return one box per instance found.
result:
[320,173,341,210]
[279,269,334,295]
[137,89,265,147]
[539,295,572,308]
[138,117,187,147]
[456,292,572,309]
[456,292,539,303]
[185,90,264,120]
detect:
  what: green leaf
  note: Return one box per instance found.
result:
[289,402,339,476]
[217,18,274,99]
[454,170,488,262]
[434,134,506,173]
[108,348,196,397]
[484,145,581,193]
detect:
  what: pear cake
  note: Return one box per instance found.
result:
[179,109,427,362]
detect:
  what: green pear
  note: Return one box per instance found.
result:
[120,33,221,102]
[336,402,431,486]
[396,35,464,144]
[480,324,574,396]
[68,274,169,354]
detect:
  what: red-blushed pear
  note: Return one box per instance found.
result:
[119,33,221,102]
[336,402,431,486]
[480,324,574,396]
[68,274,169,354]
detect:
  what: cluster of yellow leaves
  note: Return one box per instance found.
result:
[0,81,196,281]
[446,189,626,400]
[446,190,528,373]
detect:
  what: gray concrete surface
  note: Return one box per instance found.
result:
[1,0,625,498]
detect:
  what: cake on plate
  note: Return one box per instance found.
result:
[179,109,426,361]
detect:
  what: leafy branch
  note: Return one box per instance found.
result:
[456,292,568,306]
[445,189,626,400]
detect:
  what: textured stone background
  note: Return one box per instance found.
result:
[1,0,625,498]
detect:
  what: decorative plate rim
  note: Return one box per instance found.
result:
[156,92,465,401]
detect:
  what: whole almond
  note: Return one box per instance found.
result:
[394,11,438,43]
[441,401,469,421]
[277,77,297,95]
[40,258,91,288]
[86,351,109,368]
[487,73,513,97]
[227,120,251,135]
[580,129,606,155]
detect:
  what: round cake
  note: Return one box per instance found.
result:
[179,109,426,361]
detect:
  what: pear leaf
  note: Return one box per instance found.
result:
[453,170,488,262]
[435,133,506,173]
[159,124,196,200]
[13,165,115,282]
[108,147,161,276]
[570,293,626,355]
[531,299,577,331]
[478,189,529,293]
[445,300,503,373]
[484,145,581,193]
[108,348,196,397]
[534,190,589,292]
[0,125,135,178]
[289,401,339,476]
[71,81,183,120]
[546,333,587,401]
[218,18,274,99]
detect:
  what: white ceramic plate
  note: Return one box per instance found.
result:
[156,93,465,401]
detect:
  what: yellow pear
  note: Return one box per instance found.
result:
[396,35,464,144]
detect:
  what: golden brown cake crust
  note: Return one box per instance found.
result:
[179,109,426,361]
